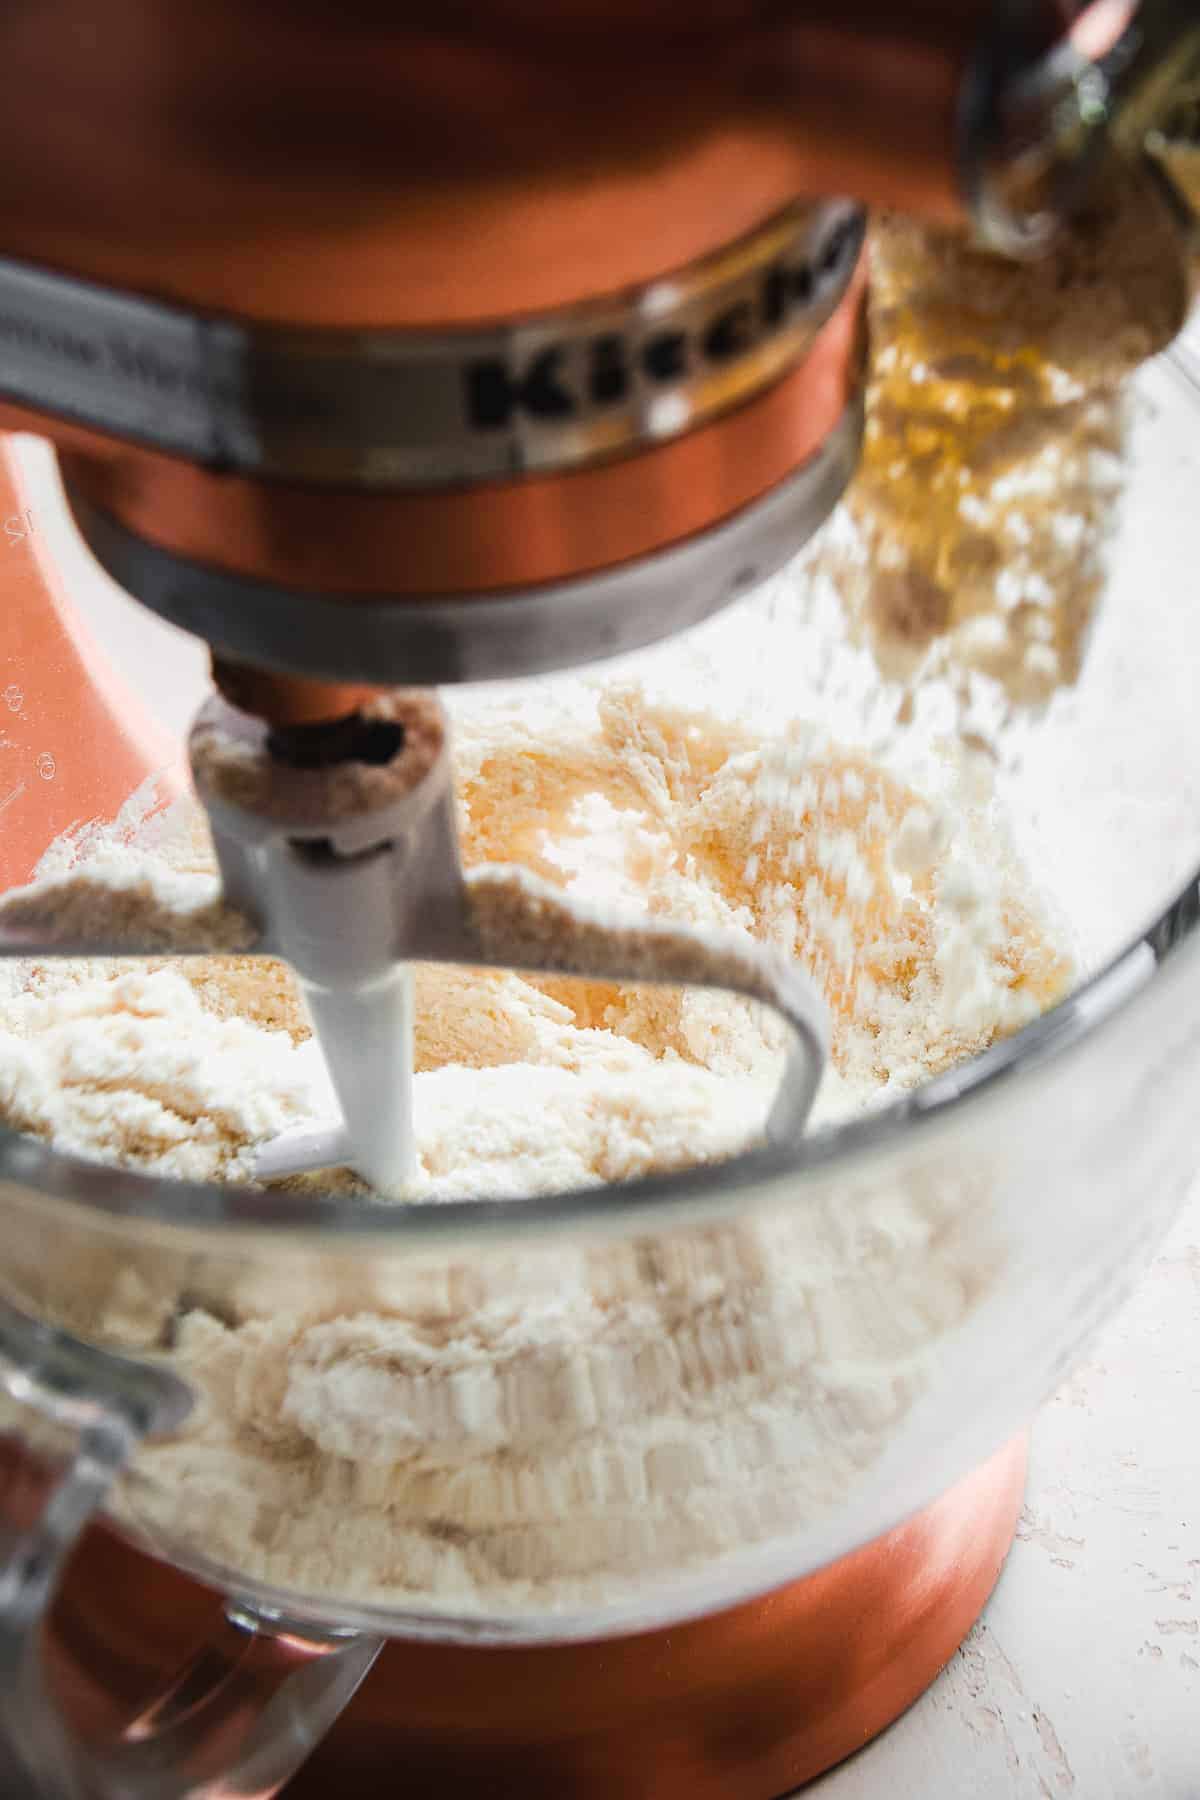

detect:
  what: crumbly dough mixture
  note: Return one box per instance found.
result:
[0,688,1068,1188]
[0,684,1071,1613]
[808,157,1191,717]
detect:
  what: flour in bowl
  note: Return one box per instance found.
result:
[0,673,1071,1615]
[0,683,1067,1187]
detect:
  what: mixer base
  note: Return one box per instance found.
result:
[49,1434,1027,1797]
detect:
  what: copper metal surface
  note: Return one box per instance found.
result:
[0,445,179,891]
[0,0,1111,735]
[0,265,863,726]
[0,199,864,491]
[0,2,985,334]
[49,1435,1028,1797]
[19,272,866,604]
[210,660,380,730]
[0,0,1040,730]
[0,0,967,741]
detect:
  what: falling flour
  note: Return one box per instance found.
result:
[805,159,1190,735]
[0,673,1072,1615]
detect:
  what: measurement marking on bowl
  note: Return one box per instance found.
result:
[0,780,27,818]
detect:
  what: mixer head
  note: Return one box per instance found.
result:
[0,1,1195,725]
[1,0,1197,1187]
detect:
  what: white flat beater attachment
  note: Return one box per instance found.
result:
[1,688,830,1194]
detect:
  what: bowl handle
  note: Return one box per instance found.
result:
[0,1296,382,1798]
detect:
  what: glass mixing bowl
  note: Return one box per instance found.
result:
[2,330,1200,1795]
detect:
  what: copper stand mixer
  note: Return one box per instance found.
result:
[2,2,1199,1795]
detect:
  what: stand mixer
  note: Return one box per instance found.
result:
[2,2,1200,1795]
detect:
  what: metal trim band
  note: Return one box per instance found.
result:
[0,202,864,491]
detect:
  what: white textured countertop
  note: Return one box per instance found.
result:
[808,1180,1200,1799]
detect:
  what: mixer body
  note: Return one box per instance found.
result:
[46,1438,1030,1800]
[1,0,1189,720]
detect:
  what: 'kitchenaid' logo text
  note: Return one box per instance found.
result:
[463,214,861,432]
[4,509,33,546]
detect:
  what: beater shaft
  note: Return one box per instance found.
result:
[0,687,830,1193]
